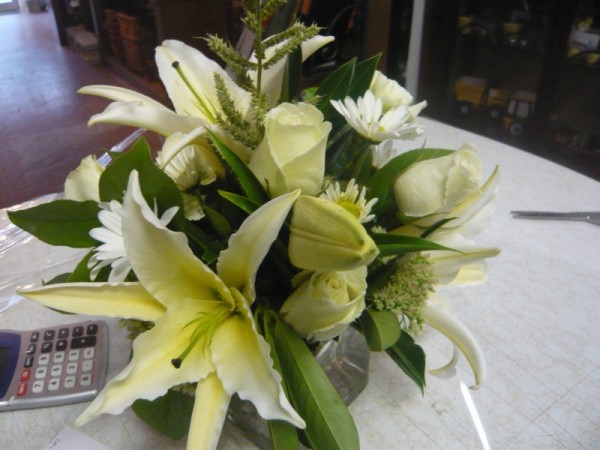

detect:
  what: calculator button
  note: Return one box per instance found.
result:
[71,336,96,349]
[56,340,68,351]
[83,348,95,359]
[68,350,80,361]
[30,332,40,342]
[80,374,92,386]
[64,376,76,389]
[38,354,50,366]
[53,351,65,364]
[66,362,78,375]
[50,365,63,377]
[73,326,84,337]
[48,378,60,391]
[17,383,28,396]
[31,380,44,393]
[26,343,36,355]
[43,330,55,341]
[20,369,31,382]
[35,367,47,379]
[82,360,94,373]
[86,324,98,335]
[41,342,53,353]
[24,355,34,368]
[58,328,70,339]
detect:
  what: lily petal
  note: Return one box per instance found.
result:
[75,301,216,426]
[217,190,300,301]
[18,282,165,321]
[121,171,229,308]
[88,102,202,136]
[156,40,250,121]
[211,297,305,428]
[78,85,169,110]
[423,301,486,389]
[257,35,335,106]
[188,373,231,450]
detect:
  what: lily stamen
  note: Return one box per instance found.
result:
[172,303,234,368]
[171,61,218,124]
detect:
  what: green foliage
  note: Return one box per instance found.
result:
[273,317,359,450]
[385,331,426,393]
[8,200,100,248]
[99,137,185,229]
[208,131,269,204]
[373,233,457,257]
[131,389,195,440]
[358,308,402,351]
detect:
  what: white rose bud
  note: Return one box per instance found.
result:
[249,102,331,197]
[64,155,104,201]
[393,144,483,218]
[369,70,414,112]
[280,266,367,341]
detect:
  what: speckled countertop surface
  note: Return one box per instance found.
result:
[2,118,599,449]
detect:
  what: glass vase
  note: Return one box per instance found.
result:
[226,326,369,449]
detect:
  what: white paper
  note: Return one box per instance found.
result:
[43,427,111,450]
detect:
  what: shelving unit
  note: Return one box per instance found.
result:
[417,0,600,180]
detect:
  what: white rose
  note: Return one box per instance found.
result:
[280,266,367,341]
[393,144,483,218]
[369,70,414,112]
[249,102,331,197]
[64,155,104,201]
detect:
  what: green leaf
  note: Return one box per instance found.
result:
[261,311,301,449]
[367,148,454,206]
[373,233,456,257]
[347,54,381,99]
[315,58,356,127]
[8,200,100,248]
[274,319,359,450]
[202,205,233,240]
[359,309,402,351]
[131,389,195,440]
[386,331,426,393]
[208,131,269,205]
[99,137,185,228]
[218,190,261,215]
[67,251,94,282]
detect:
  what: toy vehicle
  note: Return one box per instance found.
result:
[454,76,537,135]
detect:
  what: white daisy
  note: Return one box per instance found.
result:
[321,179,378,223]
[331,90,426,142]
[88,200,179,282]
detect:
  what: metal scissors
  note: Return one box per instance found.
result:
[511,211,600,226]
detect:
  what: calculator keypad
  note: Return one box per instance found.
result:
[15,322,102,399]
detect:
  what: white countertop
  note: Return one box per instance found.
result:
[1,117,599,449]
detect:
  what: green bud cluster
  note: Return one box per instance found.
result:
[371,254,435,332]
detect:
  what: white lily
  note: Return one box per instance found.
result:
[423,298,487,389]
[18,172,305,449]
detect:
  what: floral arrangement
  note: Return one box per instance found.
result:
[9,1,499,449]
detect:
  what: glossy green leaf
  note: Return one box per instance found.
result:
[274,318,359,450]
[208,131,269,205]
[359,309,402,351]
[8,200,100,248]
[386,331,426,393]
[373,233,456,256]
[99,137,185,228]
[202,205,233,240]
[281,48,302,103]
[261,311,301,450]
[132,389,195,440]
[218,190,261,215]
[347,54,381,99]
[315,58,355,107]
[67,251,94,282]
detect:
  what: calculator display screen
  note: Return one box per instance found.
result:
[0,346,9,382]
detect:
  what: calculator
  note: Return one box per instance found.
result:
[0,320,109,411]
